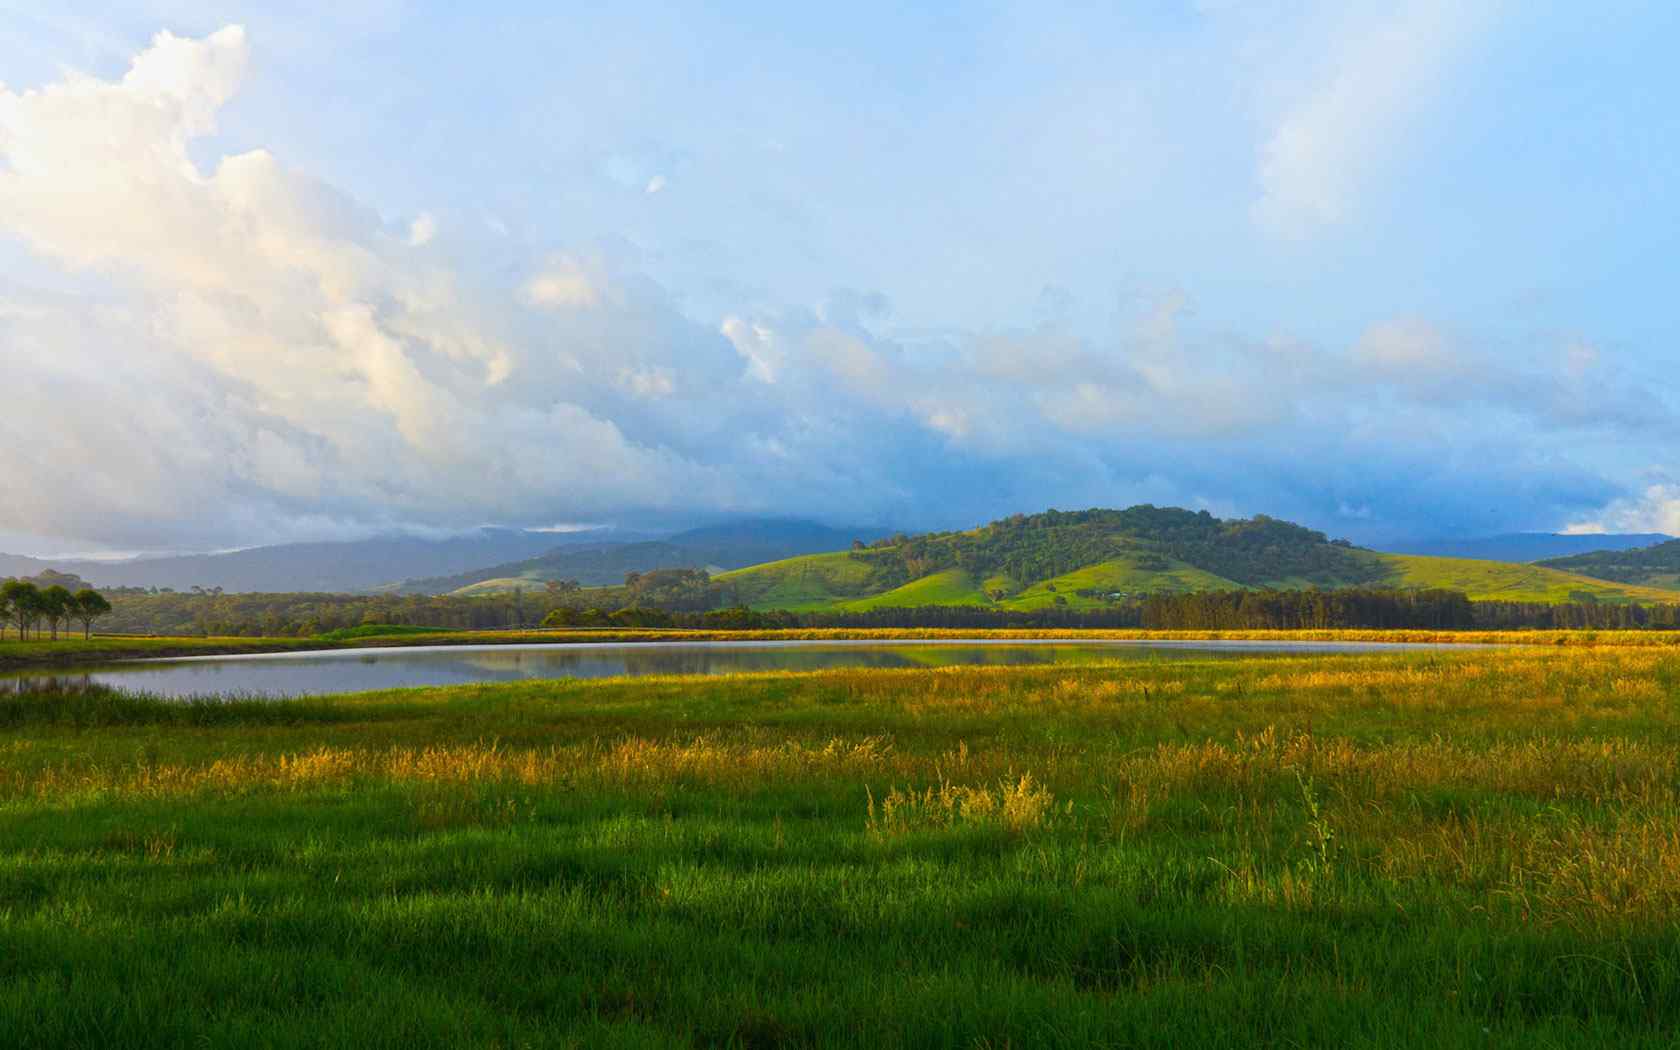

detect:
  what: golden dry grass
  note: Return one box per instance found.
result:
[7,641,1680,1047]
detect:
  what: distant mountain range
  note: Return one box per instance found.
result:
[0,519,883,595]
[1538,539,1680,591]
[393,520,884,594]
[7,517,1678,605]
[1379,533,1674,563]
[0,528,652,593]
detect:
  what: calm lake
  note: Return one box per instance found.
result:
[4,639,1470,699]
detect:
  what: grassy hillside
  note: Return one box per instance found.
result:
[403,520,884,595]
[449,576,556,597]
[672,509,1680,613]
[1365,552,1680,603]
[412,542,721,593]
[714,551,879,610]
[1538,539,1680,592]
[838,568,989,610]
[439,507,1680,614]
[715,549,1671,612]
[1001,556,1238,610]
[1384,532,1674,563]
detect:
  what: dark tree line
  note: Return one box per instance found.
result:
[0,580,113,640]
[97,589,562,637]
[1536,539,1680,585]
[1470,599,1680,630]
[91,569,735,637]
[552,589,1679,632]
[1137,588,1477,629]
[545,604,1146,630]
[72,583,1680,637]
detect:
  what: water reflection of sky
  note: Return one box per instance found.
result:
[4,640,1471,700]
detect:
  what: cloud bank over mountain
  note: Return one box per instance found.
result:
[0,9,1674,552]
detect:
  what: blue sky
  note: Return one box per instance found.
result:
[0,1,1676,554]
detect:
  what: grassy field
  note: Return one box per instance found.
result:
[1365,552,1680,604]
[715,552,879,611]
[1001,556,1238,609]
[838,569,989,610]
[702,546,1680,612]
[5,642,1680,1046]
[450,576,552,597]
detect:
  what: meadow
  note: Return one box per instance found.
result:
[4,641,1680,1047]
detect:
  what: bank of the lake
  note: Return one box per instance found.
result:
[5,625,1680,673]
[6,637,1488,699]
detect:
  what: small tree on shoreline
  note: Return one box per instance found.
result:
[1,580,41,640]
[40,585,72,641]
[72,589,113,640]
[0,581,109,641]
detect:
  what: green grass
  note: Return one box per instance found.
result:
[714,551,879,610]
[1366,551,1680,603]
[711,548,1252,612]
[1002,556,1238,609]
[5,645,1680,1046]
[313,624,455,642]
[0,634,321,669]
[1535,543,1680,594]
[448,575,553,597]
[837,568,989,610]
[699,544,1680,614]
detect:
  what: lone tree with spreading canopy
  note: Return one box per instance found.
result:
[71,589,112,640]
[1,580,41,640]
[39,585,72,641]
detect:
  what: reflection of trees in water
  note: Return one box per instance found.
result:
[623,649,914,676]
[2,673,97,694]
[452,645,1202,680]
[608,647,1068,676]
[4,644,1241,700]
[449,647,967,678]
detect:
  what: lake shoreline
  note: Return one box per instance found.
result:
[20,637,1501,700]
[2,625,1676,672]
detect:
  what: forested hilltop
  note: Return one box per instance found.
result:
[844,506,1381,592]
[350,505,1680,611]
[429,506,1395,609]
[1539,539,1680,590]
[711,506,1678,611]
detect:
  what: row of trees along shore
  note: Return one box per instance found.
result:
[0,581,112,640]
[51,584,1680,638]
[544,588,1680,632]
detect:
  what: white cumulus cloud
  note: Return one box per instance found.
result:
[0,26,727,545]
[407,212,438,247]
[0,22,1667,552]
[1566,485,1680,537]
[1252,2,1493,238]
